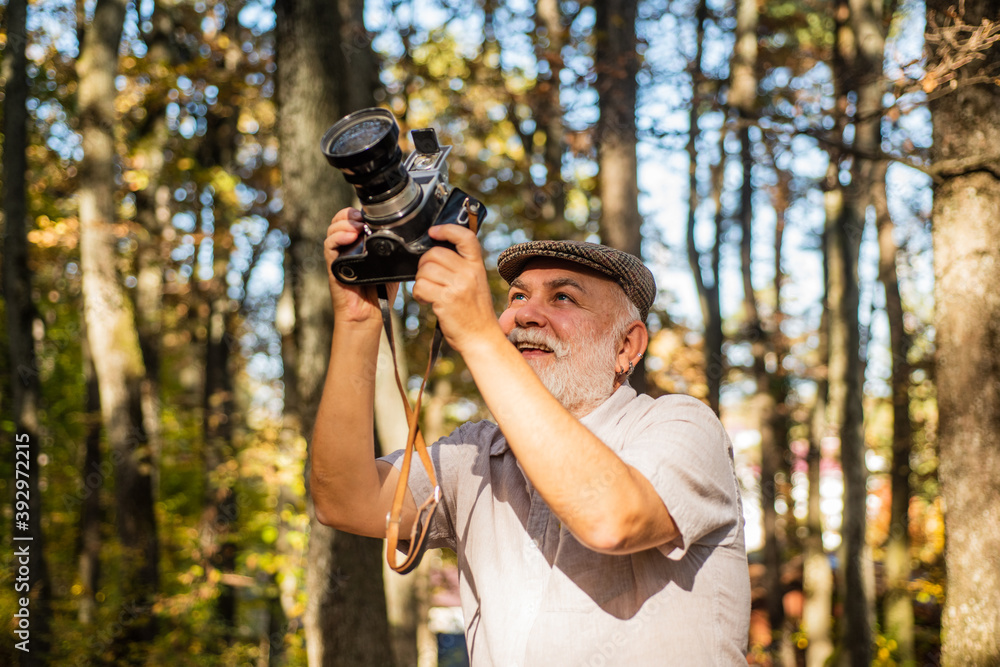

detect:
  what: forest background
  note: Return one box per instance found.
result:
[1,0,999,665]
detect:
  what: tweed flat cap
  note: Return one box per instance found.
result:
[497,240,656,321]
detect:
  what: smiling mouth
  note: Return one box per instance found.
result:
[508,327,566,358]
[515,342,555,358]
[516,342,552,352]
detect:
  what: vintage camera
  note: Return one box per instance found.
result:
[321,108,486,285]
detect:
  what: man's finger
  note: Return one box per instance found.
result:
[428,223,481,260]
[332,207,363,222]
[414,261,453,290]
[328,218,364,237]
[327,230,360,247]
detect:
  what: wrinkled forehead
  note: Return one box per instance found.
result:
[508,257,623,296]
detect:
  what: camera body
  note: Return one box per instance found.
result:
[321,108,486,285]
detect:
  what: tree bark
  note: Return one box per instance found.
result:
[739,133,789,660]
[685,0,723,413]
[201,290,238,640]
[728,0,758,113]
[132,0,183,504]
[3,0,53,659]
[831,0,885,660]
[738,125,783,655]
[338,0,380,115]
[275,0,395,664]
[731,0,791,657]
[771,175,796,667]
[77,336,103,627]
[595,0,647,394]
[530,0,568,238]
[874,160,915,665]
[806,164,839,666]
[77,0,160,654]
[825,171,873,667]
[275,280,304,661]
[803,311,833,667]
[927,2,1000,662]
[193,7,248,638]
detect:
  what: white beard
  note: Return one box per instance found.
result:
[508,326,620,416]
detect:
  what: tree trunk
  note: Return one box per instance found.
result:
[132,0,182,503]
[337,0,380,115]
[739,130,788,660]
[684,0,723,413]
[201,291,238,641]
[831,0,885,660]
[275,280,304,663]
[927,2,1000,662]
[825,170,872,667]
[770,175,796,667]
[270,280,305,640]
[77,0,160,655]
[275,0,395,664]
[803,356,834,667]
[874,160,915,664]
[594,0,647,394]
[531,0,568,238]
[3,0,53,659]
[730,0,790,655]
[824,161,852,665]
[728,0,758,114]
[77,336,103,626]
[194,8,247,636]
[805,158,839,667]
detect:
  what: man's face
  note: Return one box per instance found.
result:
[498,258,627,415]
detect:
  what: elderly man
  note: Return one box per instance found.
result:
[312,208,750,665]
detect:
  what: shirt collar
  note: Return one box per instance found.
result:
[579,382,636,435]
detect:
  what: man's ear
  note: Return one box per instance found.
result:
[616,321,649,372]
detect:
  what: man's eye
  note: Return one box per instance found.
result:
[510,293,527,302]
[555,293,573,302]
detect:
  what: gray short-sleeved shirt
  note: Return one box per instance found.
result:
[381,385,750,665]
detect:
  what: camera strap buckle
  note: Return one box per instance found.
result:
[378,283,444,574]
[461,197,481,235]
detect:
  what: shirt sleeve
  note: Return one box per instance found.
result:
[615,395,742,561]
[378,421,489,553]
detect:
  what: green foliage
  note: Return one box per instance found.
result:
[0,0,953,663]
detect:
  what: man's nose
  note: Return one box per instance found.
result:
[513,299,548,329]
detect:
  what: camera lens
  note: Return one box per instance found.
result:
[321,108,420,222]
[329,115,392,155]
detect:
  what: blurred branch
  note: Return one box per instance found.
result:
[219,572,256,588]
[808,129,1000,181]
[923,4,1000,93]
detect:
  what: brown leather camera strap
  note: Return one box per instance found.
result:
[378,283,442,574]
[378,204,480,574]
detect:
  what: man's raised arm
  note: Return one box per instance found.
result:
[309,208,414,538]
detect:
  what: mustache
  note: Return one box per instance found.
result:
[507,327,570,357]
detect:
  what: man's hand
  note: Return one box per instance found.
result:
[324,208,399,325]
[412,223,503,353]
